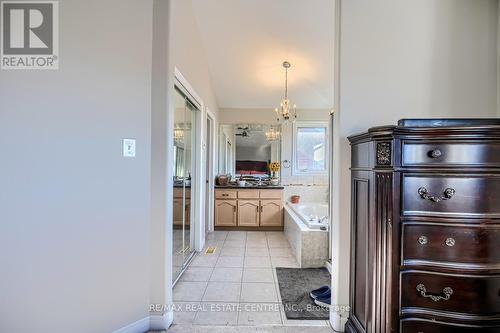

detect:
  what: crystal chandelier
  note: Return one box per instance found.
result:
[274,61,297,123]
[174,126,184,142]
[265,126,280,141]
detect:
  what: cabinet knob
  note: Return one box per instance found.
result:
[445,237,456,247]
[429,149,442,159]
[418,235,428,245]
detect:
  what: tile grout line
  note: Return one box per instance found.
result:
[197,232,227,306]
[236,231,247,325]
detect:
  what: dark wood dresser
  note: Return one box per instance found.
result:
[346,119,500,333]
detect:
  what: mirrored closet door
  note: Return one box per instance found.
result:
[172,85,198,284]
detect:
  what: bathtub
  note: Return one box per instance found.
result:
[286,202,329,230]
[284,202,329,268]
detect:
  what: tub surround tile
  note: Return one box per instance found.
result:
[283,184,328,203]
[284,206,329,268]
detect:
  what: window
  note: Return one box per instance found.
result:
[293,122,328,175]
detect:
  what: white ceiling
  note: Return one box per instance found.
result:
[191,0,335,109]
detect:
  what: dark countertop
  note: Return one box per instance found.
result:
[215,185,284,189]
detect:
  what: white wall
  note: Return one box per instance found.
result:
[331,0,499,329]
[0,1,154,332]
[171,0,220,119]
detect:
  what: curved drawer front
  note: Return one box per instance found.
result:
[403,223,500,268]
[402,141,500,167]
[401,271,500,315]
[402,175,500,218]
[401,319,500,333]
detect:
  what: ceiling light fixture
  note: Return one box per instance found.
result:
[174,126,184,143]
[274,61,297,124]
[265,126,280,141]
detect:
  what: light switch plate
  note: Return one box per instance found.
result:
[123,139,136,157]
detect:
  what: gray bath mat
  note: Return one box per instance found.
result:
[275,267,330,320]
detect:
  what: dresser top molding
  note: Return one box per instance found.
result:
[348,119,500,144]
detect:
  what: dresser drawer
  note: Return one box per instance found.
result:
[401,319,500,333]
[402,223,500,268]
[402,141,500,167]
[216,190,237,199]
[401,271,500,315]
[402,175,500,218]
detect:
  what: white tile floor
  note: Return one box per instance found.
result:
[172,230,331,328]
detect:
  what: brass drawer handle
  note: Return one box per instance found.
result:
[445,237,456,247]
[429,149,442,159]
[418,235,428,245]
[416,284,453,302]
[418,187,456,203]
[222,193,229,197]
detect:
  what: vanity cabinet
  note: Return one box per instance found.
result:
[215,188,283,230]
[215,200,237,226]
[173,188,190,227]
[260,200,283,226]
[238,200,260,227]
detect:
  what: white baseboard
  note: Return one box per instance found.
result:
[330,311,347,332]
[112,316,150,333]
[149,311,173,331]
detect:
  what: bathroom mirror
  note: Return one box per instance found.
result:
[218,124,281,181]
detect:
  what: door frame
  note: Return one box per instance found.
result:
[205,108,217,233]
[330,0,348,331]
[174,67,205,252]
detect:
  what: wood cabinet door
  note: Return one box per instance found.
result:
[215,200,237,226]
[238,200,260,227]
[260,200,283,227]
[173,198,184,226]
